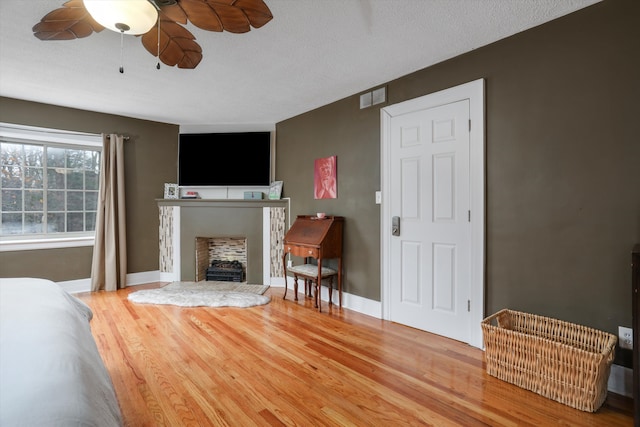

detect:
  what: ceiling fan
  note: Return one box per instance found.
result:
[33,0,273,70]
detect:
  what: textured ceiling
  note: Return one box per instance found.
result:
[0,0,600,127]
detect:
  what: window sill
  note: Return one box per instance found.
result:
[0,236,95,252]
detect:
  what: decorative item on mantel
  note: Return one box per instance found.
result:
[244,191,263,200]
[269,181,283,200]
[181,191,200,199]
[164,183,178,199]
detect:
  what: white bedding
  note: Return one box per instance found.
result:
[0,278,122,426]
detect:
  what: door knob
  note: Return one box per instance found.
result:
[392,216,400,236]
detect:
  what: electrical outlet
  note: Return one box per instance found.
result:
[618,326,633,350]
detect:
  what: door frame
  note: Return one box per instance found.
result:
[380,79,485,348]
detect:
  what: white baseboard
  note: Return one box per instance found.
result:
[268,276,287,287]
[277,277,382,319]
[61,272,382,318]
[126,270,162,286]
[159,271,177,283]
[58,270,162,294]
[57,278,93,294]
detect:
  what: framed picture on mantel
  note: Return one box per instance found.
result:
[164,183,179,199]
[269,181,283,200]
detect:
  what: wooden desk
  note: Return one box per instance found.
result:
[282,215,344,311]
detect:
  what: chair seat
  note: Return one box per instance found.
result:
[288,264,337,278]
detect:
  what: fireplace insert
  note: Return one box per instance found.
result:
[206,260,244,282]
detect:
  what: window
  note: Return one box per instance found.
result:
[0,123,102,250]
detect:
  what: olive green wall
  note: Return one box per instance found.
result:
[276,102,381,299]
[275,0,640,337]
[0,97,178,282]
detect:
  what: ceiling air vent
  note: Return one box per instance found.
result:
[359,86,387,109]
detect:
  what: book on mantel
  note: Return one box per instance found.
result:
[181,191,200,199]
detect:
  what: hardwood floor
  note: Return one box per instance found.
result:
[77,284,633,426]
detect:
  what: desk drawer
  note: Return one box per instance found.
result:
[286,245,319,258]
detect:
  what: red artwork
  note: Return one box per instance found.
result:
[314,155,337,199]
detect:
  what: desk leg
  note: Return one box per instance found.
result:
[338,256,343,308]
[304,257,312,297]
[328,276,333,305]
[282,252,288,300]
[316,259,322,312]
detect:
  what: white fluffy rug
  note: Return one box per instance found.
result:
[128,281,270,308]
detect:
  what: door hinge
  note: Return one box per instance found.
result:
[467,300,471,312]
[468,119,471,132]
[468,210,471,222]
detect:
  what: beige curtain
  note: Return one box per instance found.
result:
[91,134,127,292]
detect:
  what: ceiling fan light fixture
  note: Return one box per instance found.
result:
[83,0,158,35]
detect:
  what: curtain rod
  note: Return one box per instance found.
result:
[105,134,130,141]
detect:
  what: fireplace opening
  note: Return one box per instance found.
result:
[195,237,247,282]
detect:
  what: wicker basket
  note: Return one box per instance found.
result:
[481,309,617,412]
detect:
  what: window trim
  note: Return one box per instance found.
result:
[0,123,102,251]
[0,235,95,252]
[0,123,102,147]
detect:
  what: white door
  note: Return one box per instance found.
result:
[381,79,485,347]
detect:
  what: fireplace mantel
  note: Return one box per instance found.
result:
[157,199,288,285]
[157,199,287,208]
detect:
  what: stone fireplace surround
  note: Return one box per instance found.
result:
[158,199,287,285]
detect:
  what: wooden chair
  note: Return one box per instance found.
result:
[287,263,339,309]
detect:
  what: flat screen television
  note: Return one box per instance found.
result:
[178,132,271,186]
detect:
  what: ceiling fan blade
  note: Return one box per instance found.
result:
[176,0,272,34]
[158,3,188,25]
[206,2,252,33]
[33,0,104,40]
[233,0,273,28]
[178,0,226,32]
[141,20,203,69]
[172,40,204,69]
